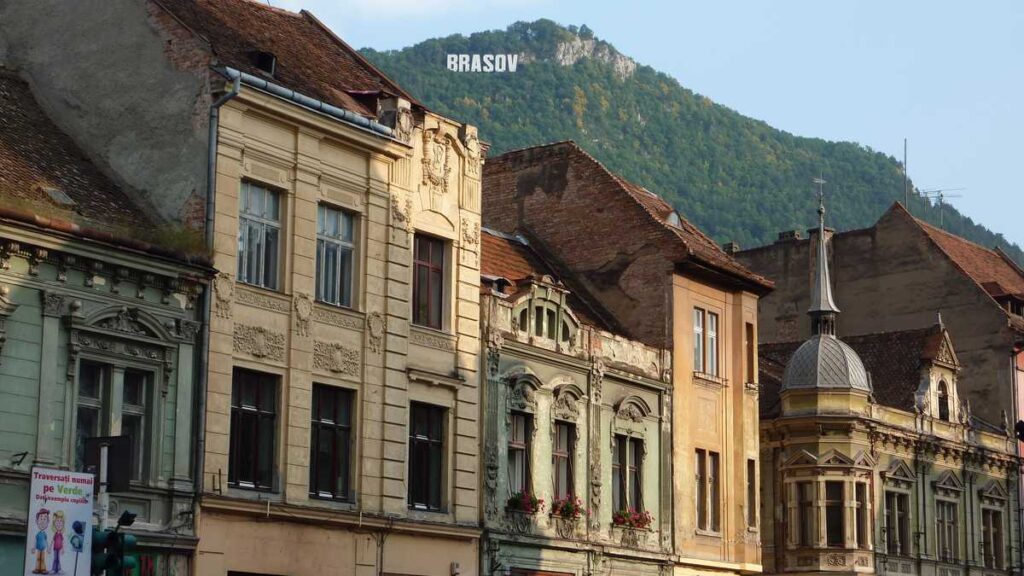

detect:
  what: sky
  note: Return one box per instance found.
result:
[274,0,1024,245]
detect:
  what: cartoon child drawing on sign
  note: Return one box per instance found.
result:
[31,508,50,574]
[51,510,65,574]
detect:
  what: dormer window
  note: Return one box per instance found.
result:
[252,50,277,76]
[937,381,950,421]
[513,292,578,347]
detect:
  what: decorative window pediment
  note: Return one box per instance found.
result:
[612,395,651,436]
[551,382,584,422]
[818,449,855,467]
[783,450,818,467]
[979,480,1008,505]
[933,470,964,496]
[853,451,877,469]
[883,459,916,488]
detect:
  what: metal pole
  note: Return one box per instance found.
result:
[904,138,909,212]
[99,442,110,530]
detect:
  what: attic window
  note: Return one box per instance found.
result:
[42,186,75,207]
[252,51,277,76]
[666,212,682,228]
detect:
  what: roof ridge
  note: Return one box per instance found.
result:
[231,0,304,18]
[496,139,577,156]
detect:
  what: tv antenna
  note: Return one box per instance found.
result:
[920,187,965,228]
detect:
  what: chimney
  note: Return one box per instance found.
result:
[776,230,803,243]
[722,241,740,254]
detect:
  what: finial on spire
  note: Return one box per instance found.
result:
[809,176,840,335]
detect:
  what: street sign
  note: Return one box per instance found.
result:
[24,467,94,576]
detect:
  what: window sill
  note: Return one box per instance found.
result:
[693,372,727,387]
[238,280,281,294]
[409,325,457,352]
[696,528,723,538]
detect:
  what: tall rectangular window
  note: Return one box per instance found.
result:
[508,412,531,495]
[552,421,574,500]
[707,312,719,376]
[409,402,445,511]
[309,385,353,500]
[855,483,868,549]
[746,459,757,528]
[745,322,755,383]
[885,491,910,556]
[825,481,844,547]
[316,205,355,307]
[237,182,281,290]
[936,500,959,561]
[612,435,643,511]
[229,368,278,490]
[797,482,815,547]
[121,369,150,482]
[75,361,153,482]
[982,508,1004,569]
[693,309,705,373]
[413,234,445,330]
[696,448,720,532]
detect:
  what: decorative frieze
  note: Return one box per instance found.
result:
[235,285,289,313]
[232,324,286,362]
[409,327,456,352]
[312,340,360,377]
[312,305,363,330]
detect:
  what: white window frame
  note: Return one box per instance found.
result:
[693,308,705,373]
[316,204,356,308]
[237,181,282,290]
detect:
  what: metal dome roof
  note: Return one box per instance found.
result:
[781,334,871,392]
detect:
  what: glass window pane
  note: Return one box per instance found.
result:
[339,247,353,307]
[263,226,279,289]
[341,211,354,243]
[265,189,280,221]
[429,269,443,328]
[79,362,103,400]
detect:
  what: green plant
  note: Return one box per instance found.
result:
[506,491,544,515]
[612,508,653,529]
[550,496,586,520]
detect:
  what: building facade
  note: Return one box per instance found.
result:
[0,70,208,572]
[479,228,673,575]
[483,141,772,576]
[756,200,1020,576]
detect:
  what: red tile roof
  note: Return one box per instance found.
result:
[759,324,946,417]
[914,214,1024,299]
[0,70,153,231]
[157,0,419,118]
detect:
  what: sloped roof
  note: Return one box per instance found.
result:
[481,228,615,331]
[157,0,419,118]
[0,69,153,231]
[913,214,1024,299]
[485,141,773,293]
[759,323,946,418]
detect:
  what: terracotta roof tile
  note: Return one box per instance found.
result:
[915,215,1024,298]
[759,324,945,417]
[0,70,153,231]
[157,0,419,118]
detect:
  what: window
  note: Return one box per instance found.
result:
[552,421,574,500]
[746,459,757,528]
[693,308,720,376]
[937,381,950,421]
[409,402,446,511]
[412,234,445,330]
[237,182,281,290]
[797,482,815,547]
[309,385,353,500]
[693,309,704,373]
[612,435,644,512]
[508,412,531,495]
[936,499,958,561]
[825,481,844,547]
[229,369,277,490]
[982,508,1004,569]
[316,205,355,307]
[855,483,868,549]
[745,322,755,384]
[121,369,150,482]
[885,491,910,556]
[75,361,152,482]
[515,301,577,344]
[695,448,720,532]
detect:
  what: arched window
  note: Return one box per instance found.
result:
[937,381,950,421]
[513,297,578,346]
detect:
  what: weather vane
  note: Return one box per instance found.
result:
[812,175,827,222]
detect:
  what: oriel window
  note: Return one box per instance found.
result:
[316,204,355,307]
[309,385,353,500]
[229,368,278,490]
[796,482,815,547]
[825,481,845,547]
[412,234,445,330]
[408,402,446,511]
[237,182,281,290]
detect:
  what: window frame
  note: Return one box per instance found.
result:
[309,384,355,501]
[982,507,1005,569]
[229,368,279,491]
[746,458,757,529]
[315,203,357,308]
[695,448,721,533]
[693,308,721,377]
[693,308,705,373]
[885,490,911,556]
[237,181,283,291]
[552,420,574,501]
[408,402,447,511]
[508,411,532,495]
[412,234,447,331]
[936,498,959,562]
[824,481,845,547]
[612,434,644,513]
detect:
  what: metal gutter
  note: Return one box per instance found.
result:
[220,67,396,139]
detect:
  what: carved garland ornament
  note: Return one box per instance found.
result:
[294,293,313,337]
[312,340,360,376]
[213,272,234,318]
[390,194,412,233]
[461,217,480,247]
[422,129,452,197]
[366,312,386,353]
[232,324,285,361]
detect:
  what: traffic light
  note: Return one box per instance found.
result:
[90,528,112,575]
[110,531,138,574]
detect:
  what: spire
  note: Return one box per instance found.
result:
[809,177,840,335]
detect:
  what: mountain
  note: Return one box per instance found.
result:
[361,20,1023,263]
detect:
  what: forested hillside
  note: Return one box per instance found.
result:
[362,20,1022,262]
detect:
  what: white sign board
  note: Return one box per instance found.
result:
[24,467,94,576]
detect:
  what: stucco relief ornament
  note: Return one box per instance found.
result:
[590,356,606,403]
[41,291,65,317]
[367,312,386,353]
[213,272,234,319]
[508,380,536,411]
[486,327,504,378]
[178,319,200,343]
[461,217,480,247]
[463,132,481,174]
[293,292,313,337]
[552,392,580,422]
[390,194,412,233]
[484,447,499,519]
[422,129,452,198]
[97,307,146,335]
[395,108,414,143]
[313,341,360,376]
